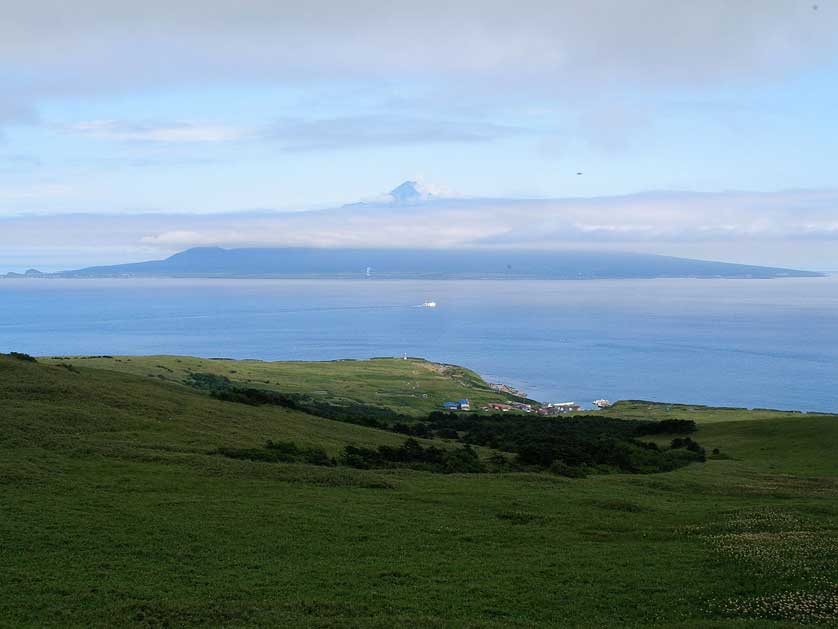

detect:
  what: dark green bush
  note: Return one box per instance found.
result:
[340,438,483,474]
[217,440,334,466]
[549,461,588,478]
[7,352,37,363]
[427,412,704,474]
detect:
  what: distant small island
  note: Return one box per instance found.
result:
[5,246,823,280]
[3,268,45,279]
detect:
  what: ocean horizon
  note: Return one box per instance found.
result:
[2,275,836,413]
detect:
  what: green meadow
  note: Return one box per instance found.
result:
[42,355,513,415]
[2,354,837,627]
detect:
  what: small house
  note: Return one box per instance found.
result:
[458,399,471,411]
[442,401,459,411]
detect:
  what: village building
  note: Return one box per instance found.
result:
[442,399,471,411]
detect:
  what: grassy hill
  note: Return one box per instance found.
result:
[3,356,426,458]
[593,400,838,476]
[2,354,837,627]
[42,355,516,415]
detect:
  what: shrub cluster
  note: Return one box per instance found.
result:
[670,436,706,459]
[186,372,411,428]
[217,440,334,466]
[4,352,38,363]
[426,412,705,473]
[192,372,706,476]
[217,438,482,474]
[340,438,482,474]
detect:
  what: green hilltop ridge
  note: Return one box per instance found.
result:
[41,354,520,416]
[2,352,837,626]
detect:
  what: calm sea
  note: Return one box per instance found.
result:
[1,277,836,412]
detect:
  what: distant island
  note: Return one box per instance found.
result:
[6,246,823,280]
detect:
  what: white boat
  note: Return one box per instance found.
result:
[421,301,437,308]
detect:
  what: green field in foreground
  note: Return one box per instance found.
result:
[2,354,838,627]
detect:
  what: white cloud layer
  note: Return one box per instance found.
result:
[59,116,520,148]
[65,121,247,143]
[0,2,835,272]
[2,188,837,270]
[2,2,835,104]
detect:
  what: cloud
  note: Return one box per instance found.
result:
[0,154,41,173]
[2,188,838,271]
[466,190,838,245]
[0,182,74,202]
[0,101,39,125]
[64,120,248,143]
[268,116,519,151]
[2,2,835,101]
[0,99,40,140]
[139,230,211,245]
[59,115,519,149]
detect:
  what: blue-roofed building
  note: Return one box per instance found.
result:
[442,401,459,410]
[458,399,471,411]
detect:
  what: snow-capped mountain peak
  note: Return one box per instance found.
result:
[388,180,435,204]
[345,180,458,207]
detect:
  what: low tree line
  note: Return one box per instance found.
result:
[186,372,412,428]
[216,438,483,474]
[2,352,38,363]
[424,412,704,474]
[193,372,706,476]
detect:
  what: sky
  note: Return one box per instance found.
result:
[1,1,837,271]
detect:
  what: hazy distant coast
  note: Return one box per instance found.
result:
[8,246,823,280]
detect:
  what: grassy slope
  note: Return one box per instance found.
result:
[43,355,510,415]
[1,358,426,458]
[2,356,838,628]
[595,400,838,476]
[594,399,825,424]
